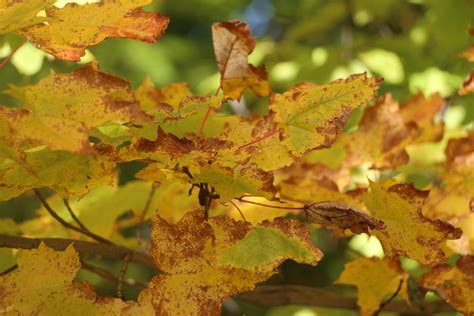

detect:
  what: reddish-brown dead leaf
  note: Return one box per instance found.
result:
[459,71,474,96]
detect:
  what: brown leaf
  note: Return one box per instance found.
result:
[418,256,474,315]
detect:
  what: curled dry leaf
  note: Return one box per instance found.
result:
[18,0,169,61]
[364,181,463,265]
[336,257,410,316]
[418,255,474,315]
[305,201,385,234]
[212,20,270,100]
[149,209,323,315]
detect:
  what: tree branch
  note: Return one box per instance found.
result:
[0,234,156,269]
[236,285,454,314]
[34,189,112,245]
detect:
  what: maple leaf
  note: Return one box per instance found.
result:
[270,73,382,156]
[0,148,116,201]
[149,210,322,315]
[364,181,462,265]
[418,255,474,315]
[212,20,271,100]
[0,243,153,314]
[4,63,150,154]
[17,0,169,61]
[0,0,55,35]
[336,257,410,316]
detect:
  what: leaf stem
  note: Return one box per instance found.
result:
[198,85,221,136]
[236,129,278,152]
[81,260,147,289]
[33,189,113,245]
[63,198,89,231]
[0,41,26,69]
[236,198,305,210]
[117,253,132,299]
[0,264,18,276]
[229,200,247,222]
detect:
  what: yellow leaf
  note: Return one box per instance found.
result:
[336,257,410,316]
[418,255,474,315]
[364,181,462,265]
[0,243,151,314]
[18,0,169,61]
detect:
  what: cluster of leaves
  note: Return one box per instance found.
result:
[0,1,473,315]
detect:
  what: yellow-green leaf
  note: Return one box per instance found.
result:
[270,73,382,155]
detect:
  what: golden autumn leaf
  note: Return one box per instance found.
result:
[364,181,462,265]
[0,0,55,35]
[336,257,410,316]
[270,73,382,156]
[0,243,153,315]
[18,0,169,61]
[212,20,270,100]
[418,256,474,315]
[149,209,323,315]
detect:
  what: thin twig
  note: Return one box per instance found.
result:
[117,253,132,299]
[81,260,147,289]
[376,279,403,315]
[229,200,247,222]
[63,198,88,231]
[0,264,18,276]
[0,234,156,269]
[0,41,26,69]
[236,198,305,210]
[33,189,112,245]
[136,188,156,245]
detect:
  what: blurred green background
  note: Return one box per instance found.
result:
[1,0,473,315]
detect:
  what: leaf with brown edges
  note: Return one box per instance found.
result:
[364,181,462,265]
[18,0,169,61]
